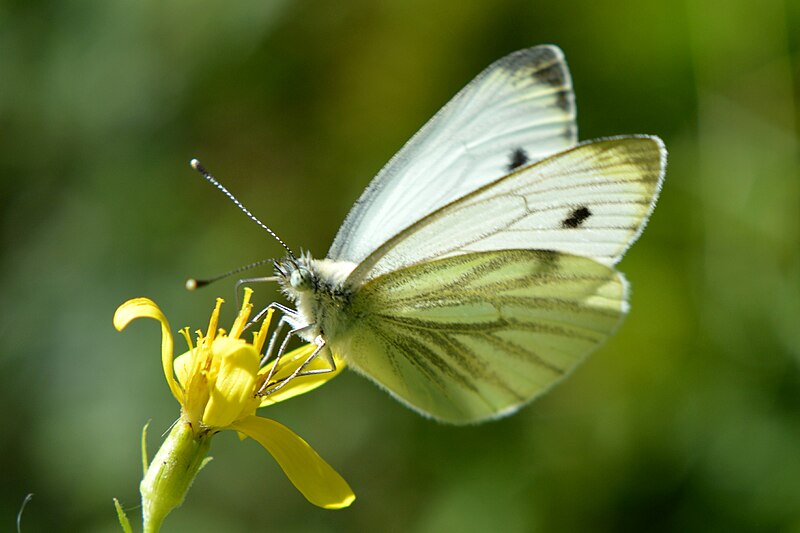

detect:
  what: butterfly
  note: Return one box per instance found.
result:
[194,44,666,424]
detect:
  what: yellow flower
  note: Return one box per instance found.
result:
[114,290,354,531]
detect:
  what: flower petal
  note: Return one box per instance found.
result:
[230,416,355,509]
[259,345,346,407]
[203,338,260,428]
[173,350,192,389]
[114,298,182,403]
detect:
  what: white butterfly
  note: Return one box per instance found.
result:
[196,45,666,424]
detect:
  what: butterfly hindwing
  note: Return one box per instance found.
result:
[332,249,627,424]
[328,45,577,264]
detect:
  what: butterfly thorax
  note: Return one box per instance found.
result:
[275,253,357,342]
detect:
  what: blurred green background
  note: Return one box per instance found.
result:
[2,0,799,531]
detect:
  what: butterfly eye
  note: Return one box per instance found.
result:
[290,268,313,290]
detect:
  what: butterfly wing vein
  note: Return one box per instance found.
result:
[337,250,627,423]
[347,136,665,283]
[329,45,578,264]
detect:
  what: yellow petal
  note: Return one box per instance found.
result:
[173,351,191,389]
[258,345,346,407]
[114,298,182,403]
[202,338,259,428]
[230,416,355,509]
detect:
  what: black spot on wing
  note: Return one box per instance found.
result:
[532,61,567,87]
[506,147,530,171]
[562,206,592,228]
[504,46,558,75]
[555,89,572,112]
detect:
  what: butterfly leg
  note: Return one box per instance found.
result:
[234,276,280,313]
[249,301,298,336]
[258,333,337,396]
[260,314,288,367]
[259,304,304,385]
[299,340,336,377]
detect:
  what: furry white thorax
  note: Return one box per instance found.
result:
[276,252,358,342]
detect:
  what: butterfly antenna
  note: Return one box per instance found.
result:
[190,158,296,259]
[186,258,278,290]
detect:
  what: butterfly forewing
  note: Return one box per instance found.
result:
[328,45,577,264]
[349,136,665,283]
[333,250,627,424]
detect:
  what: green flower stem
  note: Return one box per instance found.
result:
[140,421,212,533]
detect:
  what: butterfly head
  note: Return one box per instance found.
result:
[275,254,312,292]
